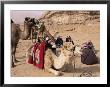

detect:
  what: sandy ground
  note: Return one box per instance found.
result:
[11,19,100,77]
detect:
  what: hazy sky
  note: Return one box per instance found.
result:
[11,10,46,24]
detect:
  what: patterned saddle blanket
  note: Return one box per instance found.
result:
[27,42,45,69]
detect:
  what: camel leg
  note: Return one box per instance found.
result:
[11,51,16,67]
[13,46,19,63]
[11,48,15,67]
[32,37,33,43]
[45,67,60,76]
[14,53,18,63]
[11,55,14,68]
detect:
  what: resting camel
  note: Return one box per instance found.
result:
[26,42,82,76]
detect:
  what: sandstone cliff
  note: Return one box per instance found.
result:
[39,11,100,26]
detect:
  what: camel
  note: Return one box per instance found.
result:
[11,19,20,67]
[11,18,35,67]
[26,42,82,76]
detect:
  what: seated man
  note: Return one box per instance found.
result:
[81,40,98,65]
[45,36,57,55]
[66,36,74,45]
[81,47,98,65]
[55,36,63,48]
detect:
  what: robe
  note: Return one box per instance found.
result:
[81,48,98,65]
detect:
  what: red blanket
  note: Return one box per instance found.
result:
[27,42,45,69]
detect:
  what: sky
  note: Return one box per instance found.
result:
[11,10,46,24]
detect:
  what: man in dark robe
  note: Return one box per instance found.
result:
[81,41,98,65]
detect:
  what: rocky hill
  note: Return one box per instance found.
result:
[39,11,100,26]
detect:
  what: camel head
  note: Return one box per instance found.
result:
[25,17,31,21]
[25,17,36,27]
[62,42,74,58]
